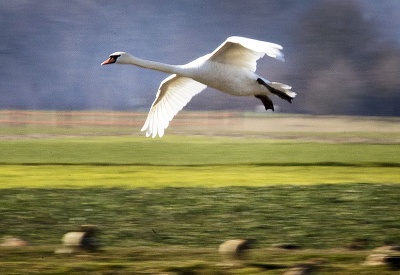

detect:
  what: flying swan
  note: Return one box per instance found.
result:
[102,36,295,137]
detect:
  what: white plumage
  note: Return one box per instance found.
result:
[102,36,295,137]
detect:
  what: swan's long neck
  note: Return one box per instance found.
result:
[121,54,180,75]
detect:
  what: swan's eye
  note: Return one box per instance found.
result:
[110,55,121,60]
[107,55,120,63]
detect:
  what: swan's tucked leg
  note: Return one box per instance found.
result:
[255,94,274,111]
[256,78,293,103]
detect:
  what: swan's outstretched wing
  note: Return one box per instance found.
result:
[141,75,207,138]
[208,36,284,72]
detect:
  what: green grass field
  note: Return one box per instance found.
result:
[0,113,399,274]
[0,136,399,188]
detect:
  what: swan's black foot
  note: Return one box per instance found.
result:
[255,94,274,111]
[257,78,293,103]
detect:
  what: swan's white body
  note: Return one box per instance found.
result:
[102,36,295,137]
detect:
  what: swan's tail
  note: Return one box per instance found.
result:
[267,82,296,103]
[257,78,296,103]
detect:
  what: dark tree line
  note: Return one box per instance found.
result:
[290,1,400,116]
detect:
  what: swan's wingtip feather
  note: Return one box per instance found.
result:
[227,36,285,62]
[141,125,165,138]
[276,53,285,62]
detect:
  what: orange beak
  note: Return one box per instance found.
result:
[101,57,116,65]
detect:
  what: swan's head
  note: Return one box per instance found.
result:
[101,51,131,65]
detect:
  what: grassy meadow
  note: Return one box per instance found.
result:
[0,111,399,274]
[0,136,399,188]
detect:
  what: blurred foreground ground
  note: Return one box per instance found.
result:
[0,110,399,274]
[0,110,399,143]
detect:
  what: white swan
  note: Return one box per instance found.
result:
[102,36,295,137]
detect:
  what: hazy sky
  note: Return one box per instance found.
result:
[1,0,399,115]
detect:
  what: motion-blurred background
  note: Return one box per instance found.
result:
[1,0,399,116]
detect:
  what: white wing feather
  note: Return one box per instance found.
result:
[141,75,207,138]
[208,36,284,72]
